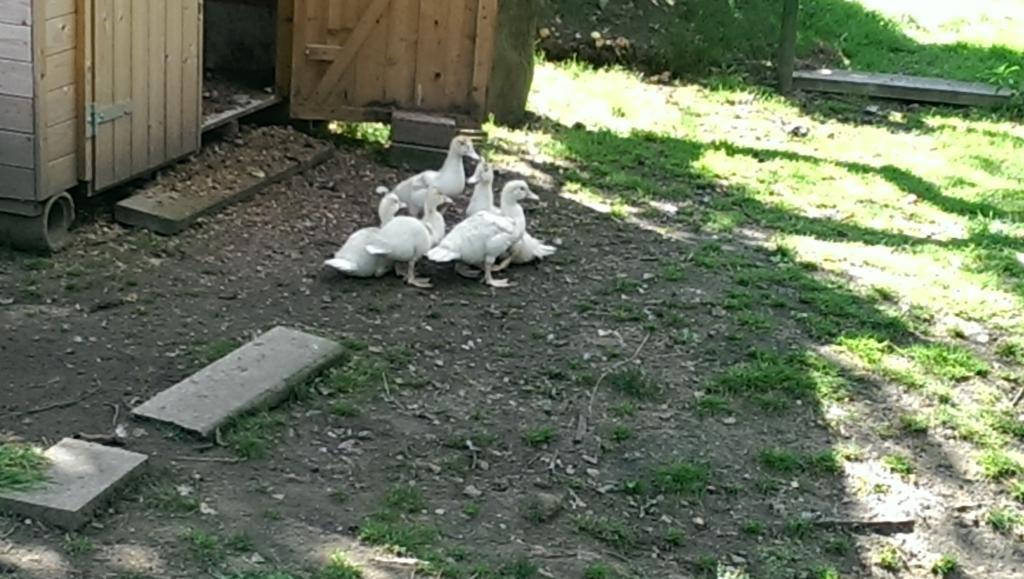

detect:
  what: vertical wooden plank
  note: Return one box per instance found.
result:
[148,0,166,164]
[337,0,360,106]
[384,0,418,106]
[275,0,294,97]
[29,0,45,199]
[164,0,183,158]
[130,0,149,173]
[93,0,115,189]
[288,0,310,106]
[180,0,199,152]
[414,0,446,108]
[440,0,469,108]
[470,0,497,119]
[76,0,93,182]
[355,0,388,105]
[112,0,130,181]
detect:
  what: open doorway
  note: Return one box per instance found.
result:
[202,0,283,130]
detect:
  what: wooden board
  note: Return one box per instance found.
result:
[90,0,202,192]
[290,0,494,121]
[792,69,1012,108]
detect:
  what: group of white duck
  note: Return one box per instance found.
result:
[323,136,556,289]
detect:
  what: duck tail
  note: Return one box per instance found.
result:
[375,186,390,195]
[324,258,358,273]
[426,246,459,263]
[522,233,556,260]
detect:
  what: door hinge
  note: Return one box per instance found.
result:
[86,102,132,138]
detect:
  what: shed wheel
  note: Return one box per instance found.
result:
[0,193,76,252]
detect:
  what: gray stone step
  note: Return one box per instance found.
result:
[0,438,148,530]
[131,326,344,437]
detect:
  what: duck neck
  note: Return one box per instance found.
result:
[501,199,527,235]
[439,149,464,178]
[379,204,398,225]
[470,179,495,210]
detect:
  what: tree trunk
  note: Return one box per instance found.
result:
[487,0,539,127]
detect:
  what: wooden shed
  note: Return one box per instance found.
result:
[0,0,500,250]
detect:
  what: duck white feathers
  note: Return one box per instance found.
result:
[426,180,538,288]
[365,189,447,289]
[385,136,480,217]
[323,193,405,278]
[465,158,496,217]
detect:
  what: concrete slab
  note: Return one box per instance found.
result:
[131,326,343,437]
[0,438,148,530]
[391,111,457,149]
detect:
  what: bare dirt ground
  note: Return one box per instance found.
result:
[0,125,1021,578]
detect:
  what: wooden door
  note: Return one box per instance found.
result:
[89,0,202,191]
[289,0,497,122]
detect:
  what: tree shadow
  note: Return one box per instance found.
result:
[540,0,1024,83]
[490,117,1023,575]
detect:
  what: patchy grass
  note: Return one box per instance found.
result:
[0,443,48,490]
[931,554,960,577]
[876,542,904,572]
[523,427,557,446]
[978,449,1024,481]
[653,461,711,496]
[606,367,663,401]
[986,507,1023,533]
[317,551,364,579]
[146,480,201,514]
[223,412,287,460]
[882,454,916,477]
[574,515,636,550]
[191,338,240,364]
[62,534,95,557]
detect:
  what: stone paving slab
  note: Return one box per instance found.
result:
[131,326,343,437]
[0,438,148,530]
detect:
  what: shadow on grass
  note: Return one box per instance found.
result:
[491,117,1022,576]
[542,0,1024,84]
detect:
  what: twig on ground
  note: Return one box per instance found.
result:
[1012,386,1024,407]
[587,332,652,418]
[173,456,242,463]
[107,402,120,431]
[5,384,101,418]
[813,518,915,534]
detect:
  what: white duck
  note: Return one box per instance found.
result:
[465,158,496,218]
[462,160,555,273]
[426,180,538,288]
[323,193,405,278]
[381,136,480,217]
[365,188,446,289]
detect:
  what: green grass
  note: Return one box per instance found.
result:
[882,454,915,477]
[317,551,363,579]
[146,480,201,514]
[574,515,636,550]
[383,485,425,514]
[546,0,1024,82]
[931,554,959,577]
[876,543,904,572]
[986,507,1023,533]
[63,534,95,556]
[0,443,48,490]
[523,427,557,446]
[978,449,1024,480]
[330,400,361,417]
[191,338,240,364]
[609,425,633,442]
[757,448,845,476]
[606,368,662,400]
[653,461,710,496]
[223,412,287,460]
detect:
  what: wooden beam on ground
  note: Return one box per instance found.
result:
[792,69,1012,107]
[778,0,799,94]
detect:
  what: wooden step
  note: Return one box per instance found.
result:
[793,69,1011,107]
[114,125,332,235]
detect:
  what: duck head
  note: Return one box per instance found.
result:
[450,135,481,162]
[466,158,494,186]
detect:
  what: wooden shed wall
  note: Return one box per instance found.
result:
[44,0,78,196]
[289,0,497,122]
[0,0,36,200]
